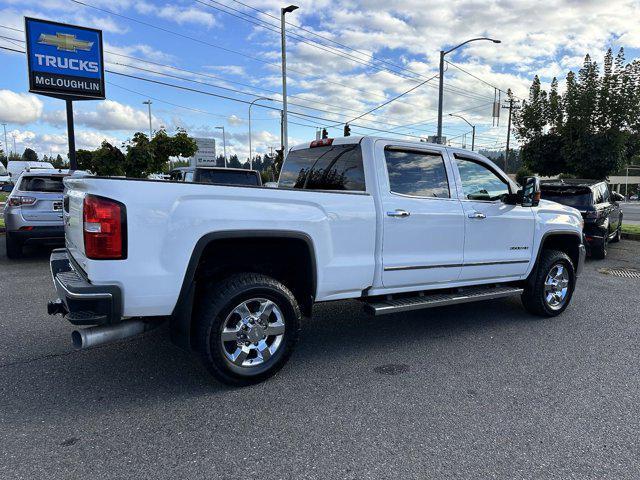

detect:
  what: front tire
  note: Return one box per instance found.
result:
[195,273,301,386]
[5,233,23,259]
[591,237,607,260]
[522,249,576,317]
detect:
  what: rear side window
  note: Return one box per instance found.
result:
[19,176,64,193]
[384,148,450,198]
[279,144,365,191]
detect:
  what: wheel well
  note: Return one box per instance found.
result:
[192,236,316,317]
[540,233,581,268]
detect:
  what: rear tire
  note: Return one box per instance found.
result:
[194,273,301,386]
[522,249,575,317]
[5,233,23,259]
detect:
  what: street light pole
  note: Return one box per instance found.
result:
[215,126,227,167]
[1,123,7,157]
[281,4,299,158]
[437,37,501,145]
[449,113,476,151]
[142,100,153,140]
[249,97,272,170]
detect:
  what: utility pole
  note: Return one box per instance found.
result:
[502,93,520,173]
[12,134,17,155]
[143,100,153,140]
[281,5,299,157]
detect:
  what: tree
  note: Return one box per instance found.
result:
[51,154,67,169]
[0,148,6,168]
[22,148,38,162]
[514,48,638,179]
[227,154,242,169]
[92,142,126,176]
[76,150,93,171]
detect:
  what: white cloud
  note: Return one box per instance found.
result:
[0,91,43,124]
[157,5,216,27]
[228,114,244,126]
[74,100,163,132]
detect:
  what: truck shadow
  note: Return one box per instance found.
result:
[3,295,543,419]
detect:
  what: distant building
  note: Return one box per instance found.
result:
[189,138,216,167]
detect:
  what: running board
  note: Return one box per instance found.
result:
[363,286,524,316]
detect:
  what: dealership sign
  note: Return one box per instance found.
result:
[25,17,105,100]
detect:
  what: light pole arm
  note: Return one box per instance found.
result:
[449,113,474,128]
[443,37,500,55]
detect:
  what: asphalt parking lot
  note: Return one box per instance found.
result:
[0,238,639,480]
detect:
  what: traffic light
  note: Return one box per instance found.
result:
[321,128,328,139]
[343,123,351,137]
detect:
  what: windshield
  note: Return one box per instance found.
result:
[19,175,65,193]
[195,169,260,186]
[541,189,592,208]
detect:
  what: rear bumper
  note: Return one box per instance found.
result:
[49,249,122,325]
[11,226,64,244]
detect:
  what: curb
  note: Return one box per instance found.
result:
[622,232,640,241]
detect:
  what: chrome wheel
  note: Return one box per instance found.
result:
[543,263,570,310]
[220,298,286,368]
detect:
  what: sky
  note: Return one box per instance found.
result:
[1,0,640,161]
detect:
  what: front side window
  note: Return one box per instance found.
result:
[600,184,610,202]
[384,148,450,198]
[278,144,365,191]
[456,158,509,201]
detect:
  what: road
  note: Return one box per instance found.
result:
[1,238,639,479]
[621,202,640,224]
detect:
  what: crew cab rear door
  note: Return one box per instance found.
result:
[376,141,465,289]
[451,153,534,281]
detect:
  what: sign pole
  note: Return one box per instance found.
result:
[66,99,77,170]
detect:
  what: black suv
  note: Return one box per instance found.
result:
[540,180,624,259]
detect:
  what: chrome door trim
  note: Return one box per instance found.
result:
[384,259,529,272]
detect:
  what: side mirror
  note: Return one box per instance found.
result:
[612,191,625,202]
[522,176,541,207]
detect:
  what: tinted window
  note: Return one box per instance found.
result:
[541,189,592,207]
[385,148,449,198]
[593,186,604,204]
[279,144,365,191]
[600,184,610,202]
[195,170,260,186]
[19,175,64,193]
[456,159,509,201]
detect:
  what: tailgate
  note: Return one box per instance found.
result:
[63,179,88,265]
[21,193,64,222]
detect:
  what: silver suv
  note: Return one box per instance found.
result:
[3,169,80,258]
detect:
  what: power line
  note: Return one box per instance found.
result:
[444,60,521,99]
[227,0,429,80]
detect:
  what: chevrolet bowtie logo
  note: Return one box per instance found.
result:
[38,33,93,52]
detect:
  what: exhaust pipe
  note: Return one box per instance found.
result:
[72,318,162,349]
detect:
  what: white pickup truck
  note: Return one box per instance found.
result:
[48,136,585,385]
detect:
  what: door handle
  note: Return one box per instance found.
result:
[468,211,486,219]
[387,209,410,218]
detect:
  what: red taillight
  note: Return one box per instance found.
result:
[83,195,126,260]
[310,138,334,148]
[8,196,36,206]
